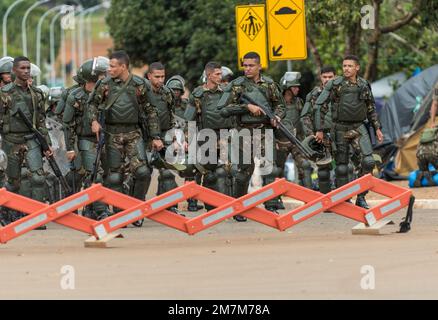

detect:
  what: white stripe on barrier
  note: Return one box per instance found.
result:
[243,189,274,208]
[293,202,323,221]
[14,214,48,234]
[56,194,90,214]
[94,224,108,239]
[331,184,361,203]
[109,210,143,229]
[365,212,377,226]
[380,200,401,215]
[202,207,234,226]
[150,192,184,210]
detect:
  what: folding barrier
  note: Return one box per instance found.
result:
[0,174,413,245]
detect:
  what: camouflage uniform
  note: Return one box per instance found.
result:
[145,80,178,204]
[186,85,234,210]
[301,85,334,193]
[277,95,312,188]
[218,75,285,212]
[415,83,438,186]
[0,82,51,222]
[63,86,108,219]
[54,82,82,122]
[316,76,381,205]
[89,75,160,203]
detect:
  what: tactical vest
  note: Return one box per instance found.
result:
[310,87,333,130]
[175,98,187,119]
[333,78,368,123]
[236,77,272,125]
[1,84,35,134]
[193,86,234,130]
[71,88,94,137]
[147,85,173,132]
[285,97,305,139]
[105,78,140,125]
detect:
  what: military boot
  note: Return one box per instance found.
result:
[187,199,204,212]
[355,195,370,209]
[233,215,247,222]
[169,206,186,217]
[424,171,435,187]
[276,198,286,210]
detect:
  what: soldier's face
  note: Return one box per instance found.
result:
[207,68,222,85]
[243,58,261,79]
[108,59,126,78]
[13,61,31,82]
[320,72,335,86]
[343,60,360,78]
[173,89,182,98]
[0,73,12,84]
[291,86,300,96]
[148,69,165,89]
[283,89,293,103]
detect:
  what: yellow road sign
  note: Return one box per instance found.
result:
[266,0,307,61]
[235,5,268,70]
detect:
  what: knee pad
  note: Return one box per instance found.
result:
[204,172,217,185]
[335,164,349,177]
[160,169,175,181]
[361,155,375,173]
[106,172,123,186]
[30,170,46,187]
[318,168,331,181]
[215,167,227,179]
[134,165,151,180]
[301,159,312,171]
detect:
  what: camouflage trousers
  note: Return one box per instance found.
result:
[104,129,151,201]
[277,140,313,189]
[2,137,47,202]
[230,127,279,209]
[416,140,438,171]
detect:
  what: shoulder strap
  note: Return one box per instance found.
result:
[104,73,134,111]
[28,86,39,128]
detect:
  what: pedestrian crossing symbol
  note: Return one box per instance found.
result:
[239,8,264,41]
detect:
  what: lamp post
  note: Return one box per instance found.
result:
[50,11,64,85]
[78,4,103,63]
[2,0,26,56]
[22,0,50,57]
[36,5,64,84]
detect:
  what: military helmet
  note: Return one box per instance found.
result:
[30,63,41,78]
[301,135,332,166]
[92,56,109,74]
[221,66,234,78]
[0,56,13,74]
[37,85,50,100]
[78,58,107,82]
[280,71,301,91]
[48,86,63,104]
[166,75,185,92]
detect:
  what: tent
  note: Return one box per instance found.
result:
[377,65,438,176]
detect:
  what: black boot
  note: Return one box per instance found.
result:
[355,195,370,209]
[187,199,203,212]
[169,206,186,217]
[233,215,247,222]
[276,198,285,210]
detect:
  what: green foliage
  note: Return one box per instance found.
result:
[107,0,438,87]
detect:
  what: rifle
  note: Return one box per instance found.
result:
[239,94,316,160]
[16,108,72,195]
[91,110,105,184]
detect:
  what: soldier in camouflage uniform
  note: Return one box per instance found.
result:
[185,62,234,211]
[414,81,438,187]
[146,62,181,214]
[218,52,285,220]
[315,55,384,209]
[0,57,14,88]
[55,73,86,122]
[90,51,163,213]
[0,57,52,226]
[300,66,336,194]
[46,87,63,118]
[277,72,313,192]
[63,58,110,220]
[167,75,203,212]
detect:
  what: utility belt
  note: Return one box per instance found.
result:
[105,124,139,134]
[239,123,267,129]
[333,121,363,132]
